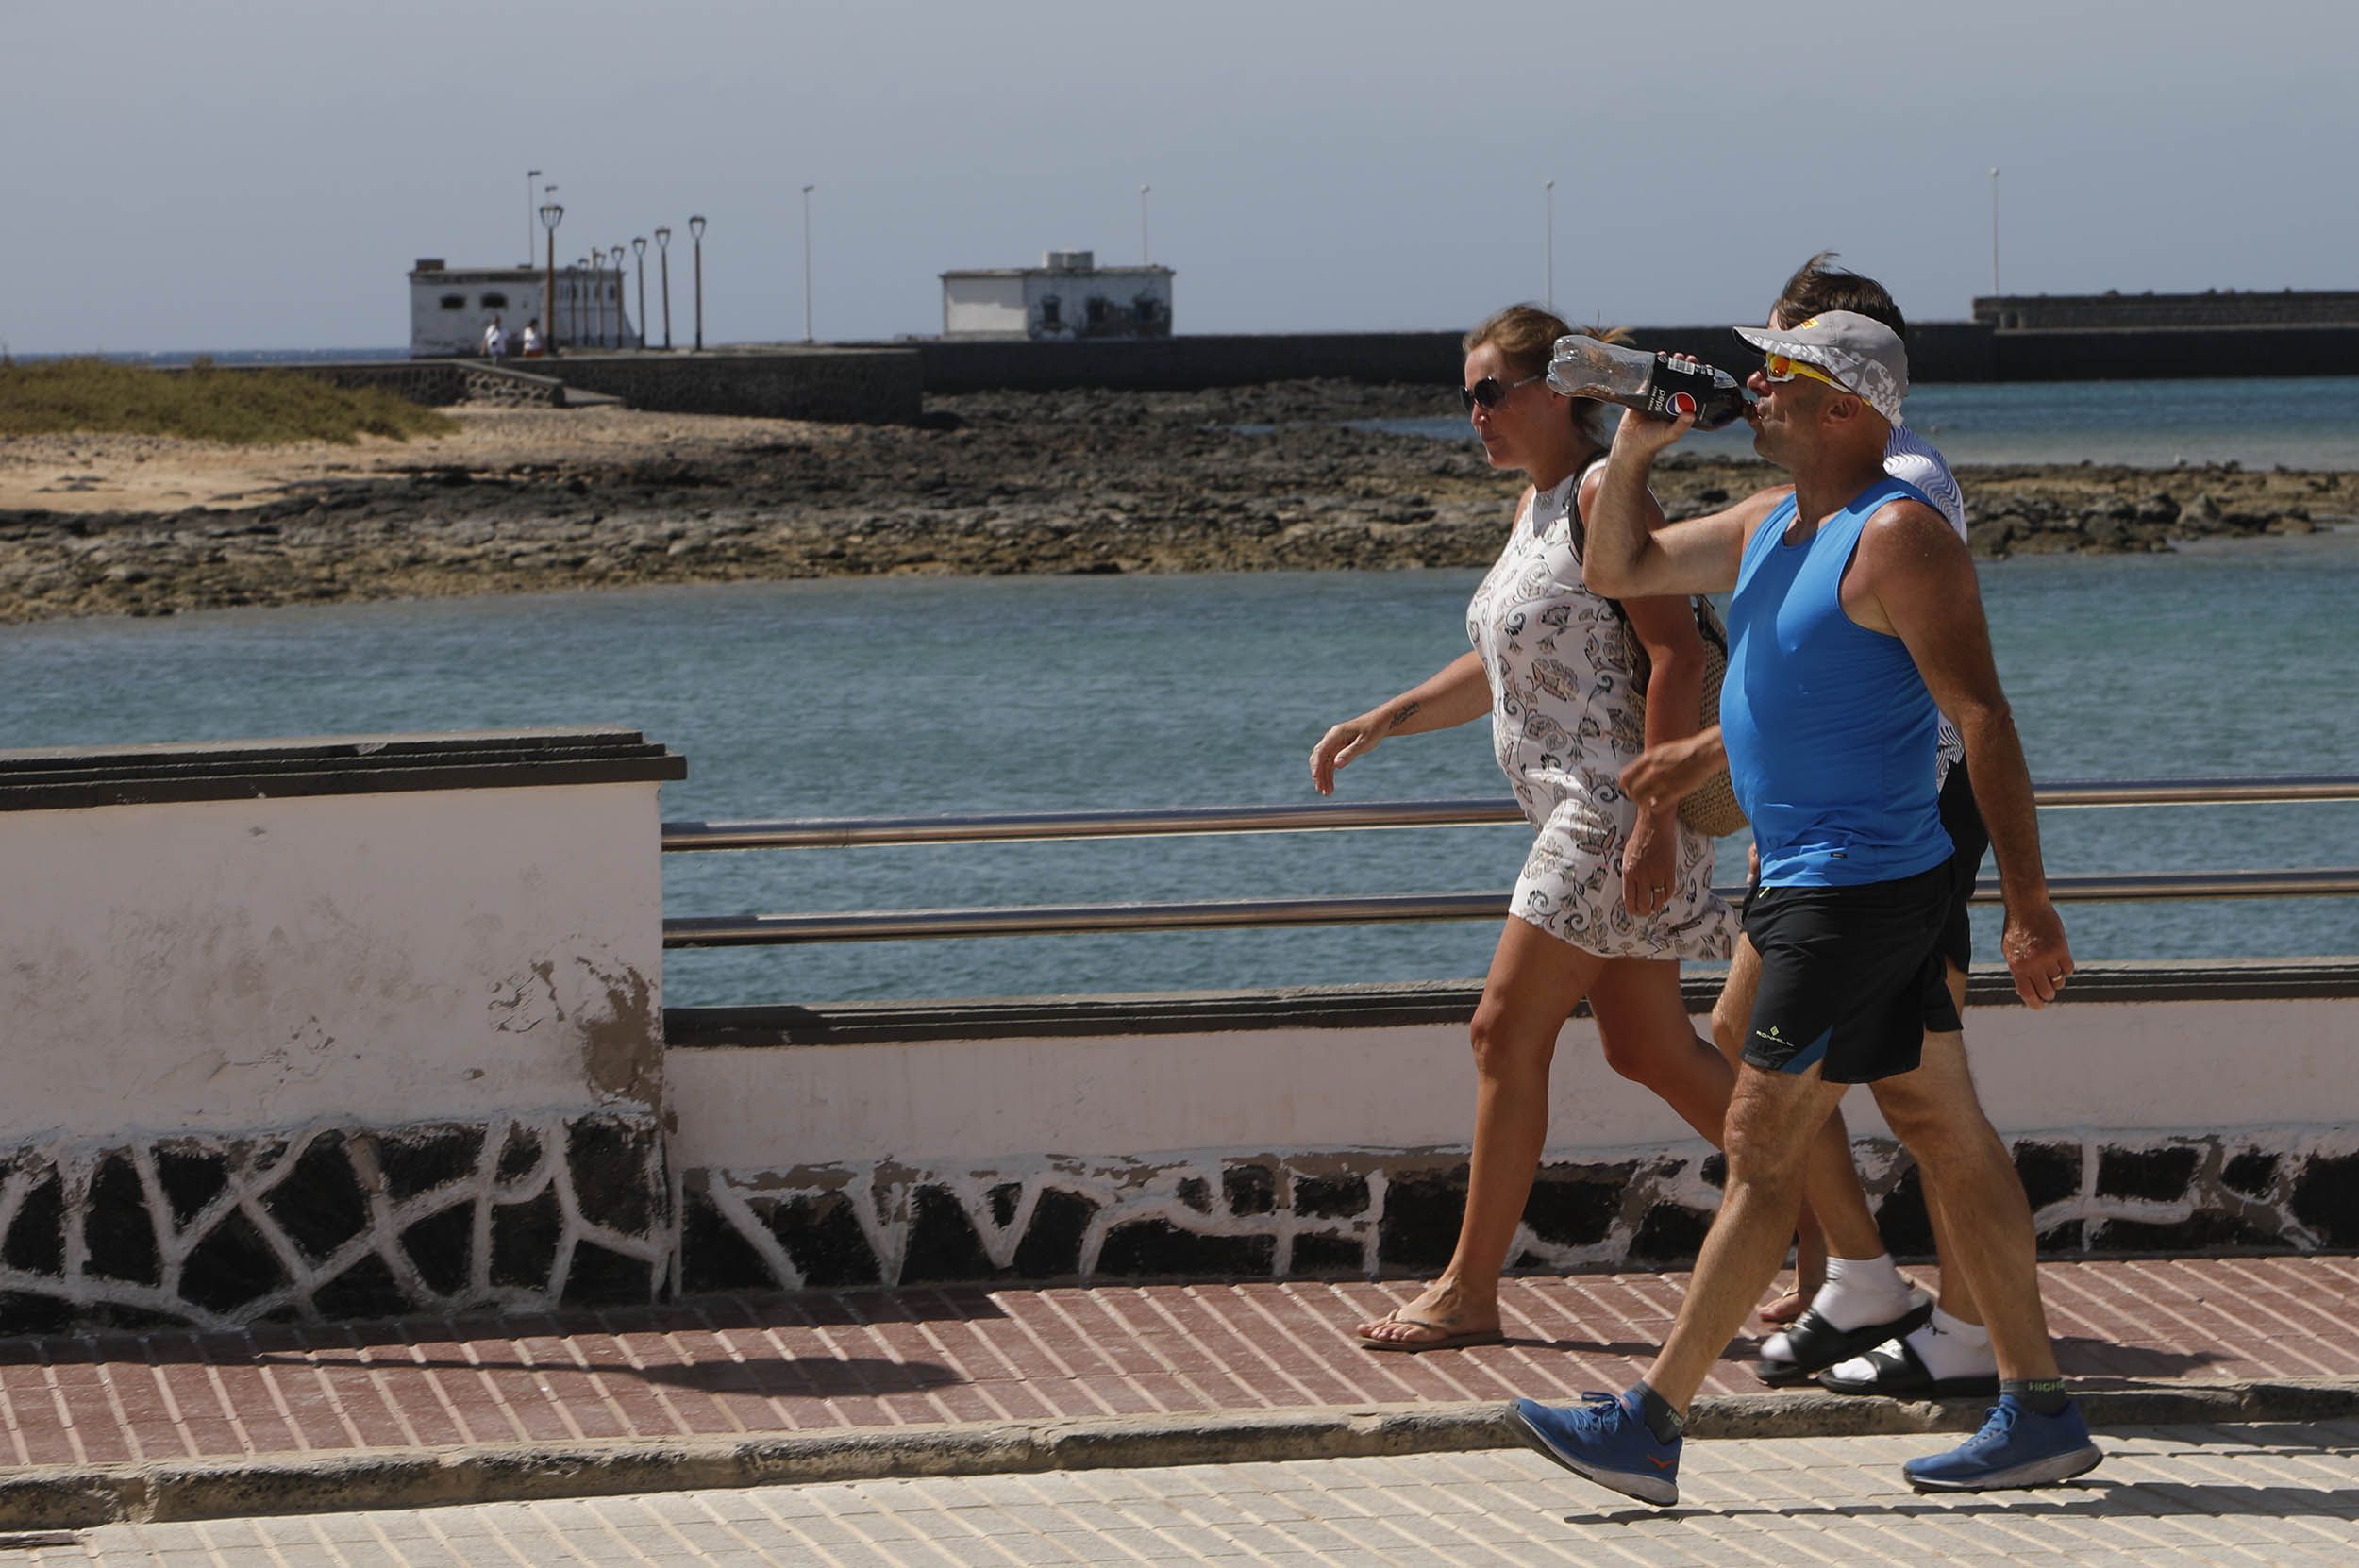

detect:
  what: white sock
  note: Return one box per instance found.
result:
[1910,1305,1996,1379]
[1763,1254,1921,1362]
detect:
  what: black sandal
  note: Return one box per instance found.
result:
[1754,1298,1934,1387]
[1815,1333,2000,1398]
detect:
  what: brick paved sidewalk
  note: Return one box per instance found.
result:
[4,1255,2353,1473]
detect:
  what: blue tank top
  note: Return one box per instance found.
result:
[1722,476,1952,888]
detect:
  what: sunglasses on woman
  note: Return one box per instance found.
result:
[1763,353,1851,393]
[1459,373,1546,411]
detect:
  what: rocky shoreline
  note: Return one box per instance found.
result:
[0,381,2351,624]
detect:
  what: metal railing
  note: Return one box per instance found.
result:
[661,774,2359,949]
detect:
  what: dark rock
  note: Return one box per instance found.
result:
[155,1144,231,1229]
[2039,1220,2086,1253]
[0,1292,75,1337]
[565,1241,656,1305]
[1012,1189,1096,1279]
[2134,492,2181,524]
[1376,1166,1468,1272]
[1291,1173,1370,1220]
[2091,1213,2280,1253]
[1874,1164,1936,1259]
[261,1132,371,1264]
[489,1186,564,1292]
[2096,1146,2200,1204]
[1522,1162,1635,1249]
[1224,1164,1277,1217]
[310,1251,412,1320]
[765,1192,881,1289]
[83,1154,161,1286]
[1096,1220,1275,1279]
[566,1117,658,1235]
[2222,1152,2280,1200]
[376,1127,485,1204]
[400,1201,477,1297]
[1289,1233,1366,1276]
[2289,1151,2359,1246]
[988,1183,1023,1228]
[904,1186,995,1282]
[181,1209,290,1314]
[679,1189,778,1295]
[495,1126,543,1185]
[1699,1154,1727,1191]
[2013,1141,2083,1212]
[1629,1201,1711,1265]
[3,1163,65,1276]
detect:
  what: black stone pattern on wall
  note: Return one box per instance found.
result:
[682,1133,2356,1293]
[0,1114,667,1336]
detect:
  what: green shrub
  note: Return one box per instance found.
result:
[0,359,460,444]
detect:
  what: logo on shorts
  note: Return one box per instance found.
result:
[1753,1025,1787,1045]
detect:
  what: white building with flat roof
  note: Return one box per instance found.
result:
[407,259,636,357]
[941,250,1174,342]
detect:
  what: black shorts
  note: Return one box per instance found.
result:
[1937,760,1991,974]
[1740,859,1965,1084]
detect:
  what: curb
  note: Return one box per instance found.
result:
[1,1379,2352,1532]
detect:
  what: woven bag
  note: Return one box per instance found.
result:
[1621,597,1748,838]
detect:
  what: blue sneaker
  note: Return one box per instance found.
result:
[1507,1389,1681,1507]
[1903,1394,2101,1492]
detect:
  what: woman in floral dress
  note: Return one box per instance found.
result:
[1311,305,1736,1350]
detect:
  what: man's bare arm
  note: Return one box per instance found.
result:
[1861,503,2073,1008]
[1581,412,1775,601]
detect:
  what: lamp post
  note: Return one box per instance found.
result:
[1544,179,1555,311]
[632,237,647,349]
[799,186,815,342]
[1989,166,2002,297]
[610,245,626,346]
[1140,183,1151,265]
[539,201,563,353]
[527,169,542,265]
[655,226,674,350]
[577,258,590,348]
[689,214,707,351]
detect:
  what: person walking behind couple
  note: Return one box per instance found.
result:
[1509,309,2099,1501]
[1310,304,1737,1353]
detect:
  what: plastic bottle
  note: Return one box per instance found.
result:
[1546,335,1748,431]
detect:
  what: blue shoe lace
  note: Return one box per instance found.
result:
[1966,1398,2018,1450]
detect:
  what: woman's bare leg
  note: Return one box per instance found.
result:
[1357,917,1605,1345]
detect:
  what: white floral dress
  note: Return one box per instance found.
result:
[1464,463,1733,960]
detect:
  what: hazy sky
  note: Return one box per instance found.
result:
[5,0,2351,354]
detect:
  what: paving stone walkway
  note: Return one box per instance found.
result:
[5,1420,2355,1564]
[1,1255,2352,1470]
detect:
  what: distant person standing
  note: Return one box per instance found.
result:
[520,318,543,358]
[482,315,509,359]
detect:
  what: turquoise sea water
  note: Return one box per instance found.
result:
[4,527,2355,1006]
[1361,375,2359,471]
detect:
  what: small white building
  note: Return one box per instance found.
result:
[940,250,1174,342]
[407,259,637,357]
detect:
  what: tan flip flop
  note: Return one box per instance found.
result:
[1354,1309,1505,1353]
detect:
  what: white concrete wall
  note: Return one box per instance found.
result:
[0,782,666,1144]
[410,275,544,356]
[943,275,1029,338]
[1024,270,1172,340]
[666,992,2356,1173]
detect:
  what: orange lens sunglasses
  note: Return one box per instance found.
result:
[1764,353,1850,392]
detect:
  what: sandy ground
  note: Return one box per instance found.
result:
[0,406,838,515]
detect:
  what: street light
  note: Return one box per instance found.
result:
[1989,166,2002,297]
[1140,183,1151,265]
[539,201,563,353]
[599,244,618,346]
[689,214,707,351]
[1544,179,1555,311]
[655,226,674,350]
[800,186,815,342]
[632,237,648,349]
[527,169,542,266]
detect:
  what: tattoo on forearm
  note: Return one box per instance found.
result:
[1387,702,1421,731]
